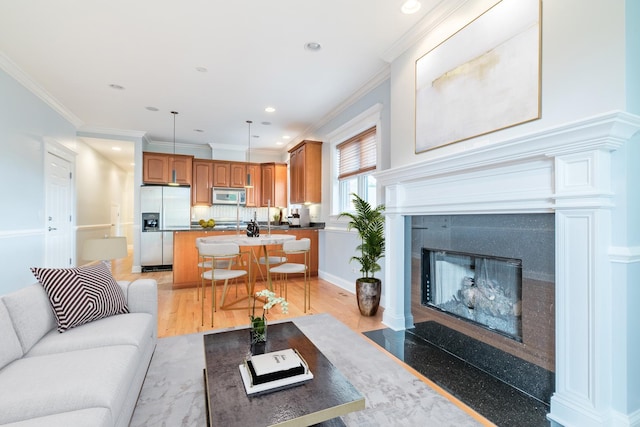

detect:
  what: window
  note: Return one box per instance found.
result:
[337,126,377,212]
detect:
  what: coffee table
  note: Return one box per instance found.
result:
[203,321,365,426]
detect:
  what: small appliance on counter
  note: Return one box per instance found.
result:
[288,209,300,227]
[299,207,310,227]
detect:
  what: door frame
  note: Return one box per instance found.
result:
[44,137,77,267]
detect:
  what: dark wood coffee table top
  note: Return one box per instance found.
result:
[203,321,365,427]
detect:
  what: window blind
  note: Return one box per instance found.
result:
[337,127,376,180]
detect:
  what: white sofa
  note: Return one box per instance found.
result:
[0,278,157,427]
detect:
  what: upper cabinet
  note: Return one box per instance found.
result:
[143,152,193,186]
[261,163,288,207]
[229,162,246,188]
[245,163,261,207]
[289,140,322,204]
[191,159,214,205]
[212,161,230,187]
[212,161,246,188]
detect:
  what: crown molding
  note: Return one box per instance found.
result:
[0,52,84,128]
[77,126,147,141]
[294,65,390,148]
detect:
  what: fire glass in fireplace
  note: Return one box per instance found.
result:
[421,248,523,341]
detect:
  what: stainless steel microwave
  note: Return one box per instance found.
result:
[212,188,246,205]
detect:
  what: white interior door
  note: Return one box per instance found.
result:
[111,204,121,236]
[45,151,74,267]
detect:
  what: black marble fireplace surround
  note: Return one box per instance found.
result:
[365,213,555,425]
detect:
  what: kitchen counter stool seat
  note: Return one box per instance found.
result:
[268,238,311,312]
[196,241,248,326]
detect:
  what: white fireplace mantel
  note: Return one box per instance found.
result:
[376,111,640,427]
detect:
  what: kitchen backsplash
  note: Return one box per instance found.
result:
[191,204,320,224]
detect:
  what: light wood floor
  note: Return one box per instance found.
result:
[111,253,385,338]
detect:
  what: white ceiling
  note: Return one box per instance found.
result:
[0,0,447,172]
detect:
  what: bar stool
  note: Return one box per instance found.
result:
[196,237,232,301]
[268,238,311,312]
[197,241,248,326]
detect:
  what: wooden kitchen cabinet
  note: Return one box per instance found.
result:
[288,140,322,204]
[191,159,214,205]
[212,161,230,187]
[212,161,246,188]
[143,152,193,185]
[261,163,288,207]
[229,162,246,188]
[245,163,261,207]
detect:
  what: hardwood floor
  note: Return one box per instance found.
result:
[111,252,385,338]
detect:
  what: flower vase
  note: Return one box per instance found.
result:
[250,316,267,344]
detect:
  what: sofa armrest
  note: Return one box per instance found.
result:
[118,279,158,338]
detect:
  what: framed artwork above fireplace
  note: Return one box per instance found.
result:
[415,0,541,153]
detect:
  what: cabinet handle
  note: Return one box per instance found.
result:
[48,227,57,231]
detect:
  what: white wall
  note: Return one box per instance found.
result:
[68,140,132,265]
[313,79,391,298]
[0,68,76,293]
[0,68,136,294]
[390,0,628,170]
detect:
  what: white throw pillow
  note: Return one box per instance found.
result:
[2,284,56,353]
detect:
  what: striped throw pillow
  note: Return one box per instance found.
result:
[31,263,129,332]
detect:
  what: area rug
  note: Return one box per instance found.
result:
[130,314,484,426]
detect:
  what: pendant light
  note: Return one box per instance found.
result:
[168,111,179,186]
[245,120,254,189]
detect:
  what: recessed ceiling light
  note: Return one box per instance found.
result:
[283,135,291,140]
[112,146,122,151]
[195,66,208,72]
[145,106,159,111]
[304,42,322,51]
[401,0,421,14]
[264,107,275,113]
[109,84,125,90]
[276,141,284,146]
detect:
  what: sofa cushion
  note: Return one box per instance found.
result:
[27,312,154,357]
[0,345,139,425]
[0,299,23,369]
[31,263,129,332]
[1,408,111,427]
[2,284,56,353]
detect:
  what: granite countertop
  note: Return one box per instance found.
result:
[184,222,325,232]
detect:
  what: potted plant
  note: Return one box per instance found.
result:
[250,289,288,344]
[339,193,385,316]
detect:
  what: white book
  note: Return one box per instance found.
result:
[249,348,303,376]
[238,363,313,396]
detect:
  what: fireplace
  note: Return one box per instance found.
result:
[375,113,639,426]
[421,247,523,341]
[411,213,554,369]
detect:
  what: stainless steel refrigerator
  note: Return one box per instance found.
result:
[140,186,191,271]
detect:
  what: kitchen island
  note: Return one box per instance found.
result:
[172,225,322,289]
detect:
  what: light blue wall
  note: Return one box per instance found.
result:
[0,69,76,293]
[313,79,391,296]
[0,68,133,294]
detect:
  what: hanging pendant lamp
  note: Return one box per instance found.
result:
[168,111,179,186]
[245,120,254,189]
